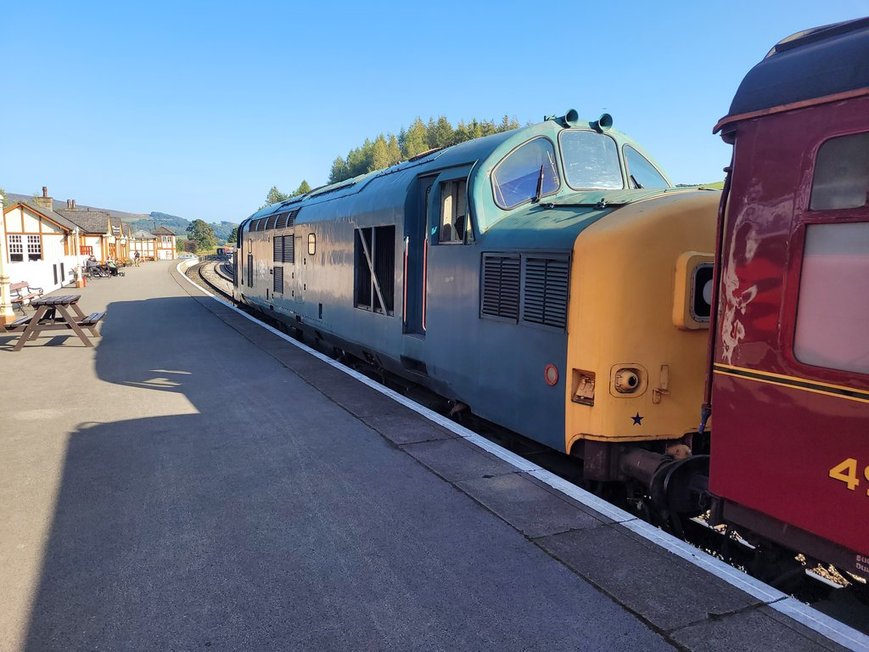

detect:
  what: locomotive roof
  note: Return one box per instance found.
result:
[246,129,518,223]
[714,16,869,134]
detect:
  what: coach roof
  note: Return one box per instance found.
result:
[714,17,869,134]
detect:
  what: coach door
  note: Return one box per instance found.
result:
[404,175,435,335]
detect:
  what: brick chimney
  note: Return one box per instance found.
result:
[66,199,77,209]
[35,186,53,209]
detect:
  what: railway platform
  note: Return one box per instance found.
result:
[0,260,865,651]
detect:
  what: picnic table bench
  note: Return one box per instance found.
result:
[4,295,105,350]
[10,281,44,313]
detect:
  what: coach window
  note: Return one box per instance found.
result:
[560,131,622,190]
[624,145,670,189]
[794,132,869,375]
[307,233,316,255]
[492,137,559,209]
[793,223,869,374]
[809,132,869,210]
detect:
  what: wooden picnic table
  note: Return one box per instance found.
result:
[5,294,105,351]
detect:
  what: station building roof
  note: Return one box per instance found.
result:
[56,208,113,234]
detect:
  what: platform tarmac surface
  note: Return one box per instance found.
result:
[0,261,860,651]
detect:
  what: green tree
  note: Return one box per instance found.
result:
[329,156,349,184]
[265,186,290,205]
[499,114,520,132]
[399,118,429,159]
[386,135,402,165]
[346,139,374,178]
[292,180,311,196]
[371,135,391,171]
[226,225,239,245]
[186,219,217,252]
[325,113,523,185]
[428,116,454,148]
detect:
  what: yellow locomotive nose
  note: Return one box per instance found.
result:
[564,189,719,456]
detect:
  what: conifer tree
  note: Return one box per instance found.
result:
[292,180,311,196]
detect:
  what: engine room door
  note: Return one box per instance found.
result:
[404,175,434,335]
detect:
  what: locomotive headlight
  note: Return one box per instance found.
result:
[608,364,648,397]
[673,252,714,330]
[614,368,641,393]
[692,264,714,321]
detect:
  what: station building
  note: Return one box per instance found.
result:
[1,187,175,293]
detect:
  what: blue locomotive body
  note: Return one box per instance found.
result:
[235,112,717,455]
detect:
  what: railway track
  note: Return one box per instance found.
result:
[184,259,868,634]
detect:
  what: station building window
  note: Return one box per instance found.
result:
[8,235,23,262]
[27,235,42,261]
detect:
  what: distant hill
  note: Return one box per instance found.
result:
[129,212,237,244]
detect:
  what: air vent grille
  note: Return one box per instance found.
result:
[481,254,520,320]
[523,257,569,328]
[273,266,284,294]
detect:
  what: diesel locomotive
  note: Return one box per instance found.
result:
[234,110,718,517]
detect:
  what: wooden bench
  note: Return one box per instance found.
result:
[4,314,33,331]
[77,312,106,327]
[10,282,44,313]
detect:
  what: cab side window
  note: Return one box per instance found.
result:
[438,179,470,243]
[492,137,559,208]
[624,145,669,189]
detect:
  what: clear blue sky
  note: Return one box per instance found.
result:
[2,1,865,223]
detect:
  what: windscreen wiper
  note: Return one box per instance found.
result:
[532,165,545,203]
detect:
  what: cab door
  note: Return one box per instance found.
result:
[404,175,435,335]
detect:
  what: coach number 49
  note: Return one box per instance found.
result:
[829,458,869,495]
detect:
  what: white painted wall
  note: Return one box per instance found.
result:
[6,254,87,292]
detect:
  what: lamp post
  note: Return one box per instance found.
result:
[74,227,85,288]
[0,192,15,325]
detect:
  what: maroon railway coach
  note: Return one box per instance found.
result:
[708,18,868,577]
